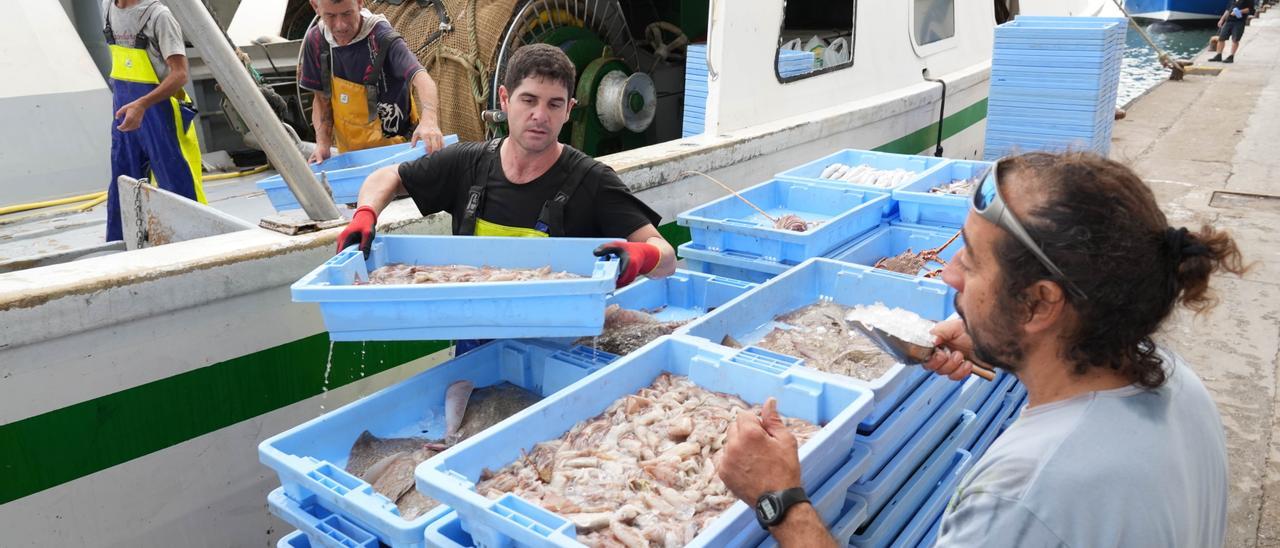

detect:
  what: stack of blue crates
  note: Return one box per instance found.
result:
[679,148,971,284]
[985,16,1126,160]
[778,48,815,78]
[683,44,708,138]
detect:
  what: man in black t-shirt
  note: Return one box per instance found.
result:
[336,44,677,290]
[1210,0,1255,63]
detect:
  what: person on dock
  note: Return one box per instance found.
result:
[102,0,205,243]
[299,0,445,163]
[335,44,677,351]
[1210,0,1256,63]
[717,152,1242,547]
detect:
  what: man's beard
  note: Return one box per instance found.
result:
[955,293,1026,373]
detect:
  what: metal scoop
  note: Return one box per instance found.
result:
[849,321,997,381]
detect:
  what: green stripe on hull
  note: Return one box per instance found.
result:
[0,99,987,504]
[875,98,989,155]
[0,337,448,505]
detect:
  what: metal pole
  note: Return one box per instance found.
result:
[164,0,342,222]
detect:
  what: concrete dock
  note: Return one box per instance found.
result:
[1111,12,1280,548]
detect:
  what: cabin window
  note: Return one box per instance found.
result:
[775,0,855,83]
[913,0,956,46]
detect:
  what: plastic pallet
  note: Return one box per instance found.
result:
[682,258,956,427]
[291,235,620,341]
[258,339,602,547]
[677,178,890,264]
[416,334,875,548]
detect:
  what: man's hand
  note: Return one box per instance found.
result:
[593,241,661,287]
[1232,7,1243,18]
[922,318,982,381]
[717,398,803,505]
[336,206,377,258]
[309,145,333,165]
[115,100,147,132]
[410,121,445,154]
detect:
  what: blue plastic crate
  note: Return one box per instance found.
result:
[829,493,873,546]
[917,513,943,548]
[538,268,757,352]
[682,258,956,426]
[279,530,312,548]
[258,339,599,547]
[987,111,1114,133]
[995,18,1121,40]
[423,509,474,547]
[609,268,758,323]
[416,335,875,548]
[958,374,1018,450]
[892,160,991,227]
[257,136,459,212]
[826,225,964,277]
[775,149,949,199]
[988,117,1113,141]
[967,386,1027,461]
[269,486,435,548]
[291,235,619,341]
[851,374,993,518]
[855,373,961,474]
[677,178,890,264]
[885,449,976,548]
[850,448,974,547]
[678,242,796,284]
[755,444,873,548]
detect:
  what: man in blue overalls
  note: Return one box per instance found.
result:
[103,0,205,242]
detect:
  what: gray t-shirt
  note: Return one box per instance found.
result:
[102,0,186,82]
[936,352,1227,547]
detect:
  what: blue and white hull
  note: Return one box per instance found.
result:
[1126,0,1230,22]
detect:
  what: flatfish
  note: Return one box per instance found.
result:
[575,304,687,356]
[344,381,543,520]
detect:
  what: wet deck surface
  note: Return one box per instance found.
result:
[1112,12,1280,547]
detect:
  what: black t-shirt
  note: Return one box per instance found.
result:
[397,140,661,238]
[1230,0,1255,19]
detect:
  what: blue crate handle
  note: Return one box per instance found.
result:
[298,460,400,515]
[730,346,805,375]
[708,275,756,290]
[269,488,381,548]
[328,247,363,266]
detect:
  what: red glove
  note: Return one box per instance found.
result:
[336,206,377,258]
[594,241,661,287]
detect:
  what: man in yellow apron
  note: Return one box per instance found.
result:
[334,44,676,352]
[299,0,444,162]
[103,0,205,242]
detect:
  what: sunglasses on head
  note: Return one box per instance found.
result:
[971,159,1089,301]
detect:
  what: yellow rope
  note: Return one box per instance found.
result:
[203,164,270,181]
[0,192,106,216]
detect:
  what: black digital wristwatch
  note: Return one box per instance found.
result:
[754,487,810,530]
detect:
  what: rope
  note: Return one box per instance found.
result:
[1107,0,1188,78]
